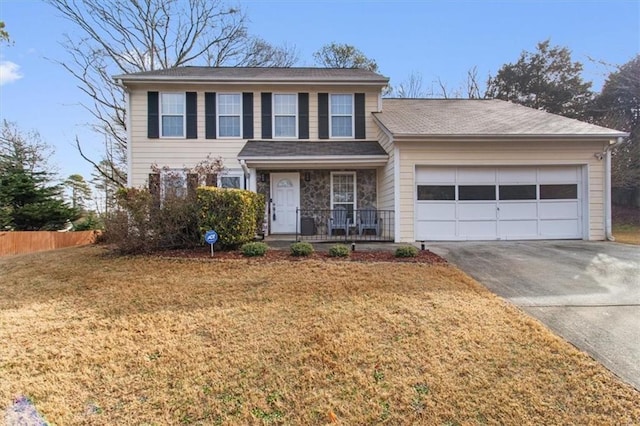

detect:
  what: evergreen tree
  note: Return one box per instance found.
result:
[487,40,592,119]
[0,121,78,230]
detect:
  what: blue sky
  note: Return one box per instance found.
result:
[0,0,638,184]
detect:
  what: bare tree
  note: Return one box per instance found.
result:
[394,72,427,98]
[46,0,298,187]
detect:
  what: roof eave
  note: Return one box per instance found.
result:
[238,155,388,168]
[114,75,389,86]
[391,132,629,141]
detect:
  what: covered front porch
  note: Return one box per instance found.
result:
[237,140,394,242]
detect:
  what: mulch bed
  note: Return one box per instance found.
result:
[157,246,447,264]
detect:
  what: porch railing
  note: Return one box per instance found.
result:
[295,208,394,242]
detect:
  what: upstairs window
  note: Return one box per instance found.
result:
[273,94,297,138]
[160,93,185,137]
[218,93,242,138]
[330,94,353,137]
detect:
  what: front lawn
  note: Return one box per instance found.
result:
[0,246,638,424]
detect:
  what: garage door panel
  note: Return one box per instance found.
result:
[500,220,538,238]
[414,166,583,241]
[416,221,456,240]
[416,203,455,220]
[539,201,579,219]
[498,167,537,182]
[459,221,497,239]
[499,202,537,220]
[538,166,580,182]
[416,167,456,183]
[458,203,496,220]
[458,168,496,183]
[540,219,580,237]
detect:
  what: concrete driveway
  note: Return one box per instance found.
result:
[427,240,640,390]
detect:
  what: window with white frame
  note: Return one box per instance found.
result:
[217,93,242,138]
[330,94,353,138]
[160,93,185,137]
[273,94,297,138]
[331,172,356,221]
[219,171,245,189]
[160,169,187,199]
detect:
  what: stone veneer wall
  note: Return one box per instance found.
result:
[257,169,377,212]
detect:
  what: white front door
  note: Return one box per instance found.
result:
[270,172,300,234]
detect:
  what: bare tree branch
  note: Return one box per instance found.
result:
[46,0,298,187]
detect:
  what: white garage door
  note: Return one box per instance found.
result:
[415,166,584,241]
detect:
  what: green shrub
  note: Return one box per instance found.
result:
[241,242,268,257]
[290,241,314,257]
[395,245,418,258]
[328,244,350,258]
[197,187,265,249]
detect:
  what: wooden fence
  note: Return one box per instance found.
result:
[0,231,98,256]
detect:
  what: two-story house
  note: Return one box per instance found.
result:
[115,67,626,242]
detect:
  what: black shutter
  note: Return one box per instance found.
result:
[205,92,216,139]
[186,92,197,139]
[148,91,159,139]
[354,93,366,139]
[261,92,272,139]
[298,93,309,139]
[318,93,329,139]
[243,92,254,139]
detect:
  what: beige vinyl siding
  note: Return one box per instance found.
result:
[396,139,609,242]
[376,127,394,211]
[128,83,382,187]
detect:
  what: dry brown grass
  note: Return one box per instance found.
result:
[613,224,640,245]
[1,246,638,425]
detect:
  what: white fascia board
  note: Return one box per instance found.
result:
[392,133,629,141]
[240,156,388,169]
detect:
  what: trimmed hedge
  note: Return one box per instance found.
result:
[395,245,418,258]
[290,241,314,257]
[197,187,265,249]
[241,242,268,257]
[328,244,350,258]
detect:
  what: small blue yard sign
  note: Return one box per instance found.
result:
[204,230,218,257]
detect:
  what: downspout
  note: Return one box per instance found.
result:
[605,137,625,241]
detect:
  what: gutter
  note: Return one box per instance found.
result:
[605,136,626,241]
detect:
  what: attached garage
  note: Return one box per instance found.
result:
[372,99,629,243]
[415,166,585,240]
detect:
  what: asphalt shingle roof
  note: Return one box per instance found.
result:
[374,99,627,138]
[115,67,389,84]
[238,141,388,158]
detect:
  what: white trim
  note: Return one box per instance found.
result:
[159,92,186,138]
[218,170,245,189]
[393,145,401,243]
[272,93,298,139]
[330,171,357,218]
[125,87,133,186]
[329,93,355,138]
[216,92,243,139]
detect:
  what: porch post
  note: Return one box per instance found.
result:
[248,168,257,192]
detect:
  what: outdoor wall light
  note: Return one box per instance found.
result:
[259,173,266,182]
[304,172,311,182]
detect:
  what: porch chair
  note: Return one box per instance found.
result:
[358,206,380,236]
[327,206,350,236]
